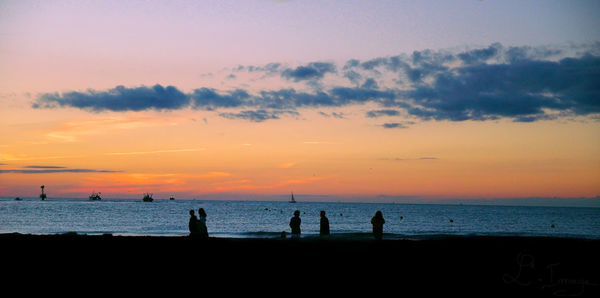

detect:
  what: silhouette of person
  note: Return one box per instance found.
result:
[371,211,385,240]
[320,210,330,236]
[289,210,301,237]
[188,210,199,237]
[197,208,208,238]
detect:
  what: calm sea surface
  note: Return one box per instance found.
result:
[1,198,599,239]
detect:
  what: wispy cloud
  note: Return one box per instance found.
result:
[380,157,440,161]
[44,116,179,142]
[303,141,342,145]
[0,153,86,161]
[0,166,121,174]
[278,162,296,169]
[366,109,401,118]
[106,148,205,156]
[319,111,345,118]
[219,109,299,122]
[192,172,232,179]
[382,122,409,129]
[23,165,67,169]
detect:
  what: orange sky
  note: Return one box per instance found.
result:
[1,104,598,201]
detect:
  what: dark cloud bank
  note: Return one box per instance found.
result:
[33,43,600,124]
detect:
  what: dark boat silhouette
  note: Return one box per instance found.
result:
[169,196,175,200]
[289,192,296,203]
[89,191,102,201]
[142,193,153,202]
[15,197,22,201]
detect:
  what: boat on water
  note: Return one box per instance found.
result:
[89,191,102,201]
[40,185,47,201]
[142,193,154,202]
[169,196,175,200]
[289,192,296,203]
[15,197,22,201]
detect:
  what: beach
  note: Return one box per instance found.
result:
[2,233,598,295]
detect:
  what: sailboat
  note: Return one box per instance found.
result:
[289,192,296,203]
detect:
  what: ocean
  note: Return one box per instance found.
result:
[1,198,599,239]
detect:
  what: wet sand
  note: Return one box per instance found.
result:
[2,233,598,295]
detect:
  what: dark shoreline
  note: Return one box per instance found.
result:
[2,233,599,295]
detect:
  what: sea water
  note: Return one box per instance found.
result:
[1,198,599,239]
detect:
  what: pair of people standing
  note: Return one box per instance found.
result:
[289,210,330,237]
[289,210,385,240]
[188,208,208,238]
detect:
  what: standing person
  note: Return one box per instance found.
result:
[197,208,209,238]
[371,211,385,240]
[188,210,199,237]
[289,210,301,237]
[320,210,330,236]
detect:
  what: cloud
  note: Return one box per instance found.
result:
[382,122,409,129]
[319,111,345,118]
[43,116,178,143]
[457,43,502,65]
[366,109,401,118]
[23,165,67,169]
[380,157,439,161]
[219,109,299,122]
[303,141,342,145]
[33,84,189,112]
[278,162,296,169]
[361,78,379,89]
[400,54,600,121]
[0,167,121,173]
[106,148,205,155]
[234,63,283,75]
[281,62,336,82]
[192,172,232,179]
[32,43,600,125]
[189,88,249,110]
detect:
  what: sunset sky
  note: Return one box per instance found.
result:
[1,0,599,202]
